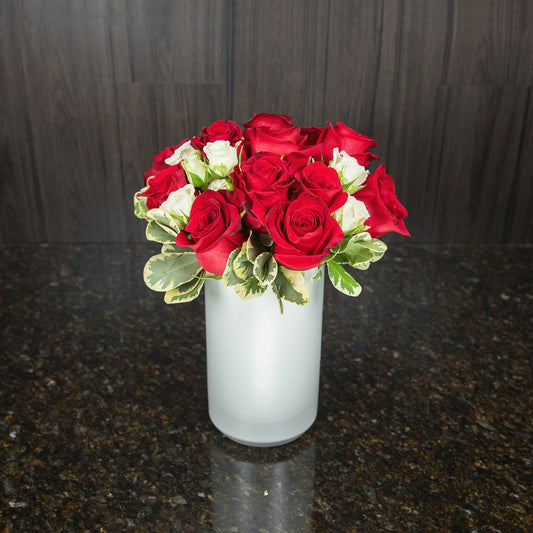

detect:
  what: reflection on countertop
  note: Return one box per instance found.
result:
[0,243,532,531]
[210,436,315,531]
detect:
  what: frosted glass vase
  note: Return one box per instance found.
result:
[204,270,325,447]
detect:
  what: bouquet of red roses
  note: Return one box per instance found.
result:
[134,113,409,309]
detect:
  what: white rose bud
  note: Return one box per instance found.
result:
[160,184,196,230]
[203,140,239,178]
[208,178,232,191]
[333,195,370,235]
[164,141,197,166]
[330,148,369,193]
[181,154,208,187]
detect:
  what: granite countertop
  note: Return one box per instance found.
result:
[1,243,531,531]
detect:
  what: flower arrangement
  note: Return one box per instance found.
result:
[134,113,409,311]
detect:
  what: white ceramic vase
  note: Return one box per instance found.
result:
[204,270,324,447]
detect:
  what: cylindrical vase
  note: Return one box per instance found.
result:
[204,270,324,447]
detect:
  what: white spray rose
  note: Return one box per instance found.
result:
[164,141,197,166]
[208,179,232,191]
[330,148,369,193]
[159,184,196,230]
[333,195,370,234]
[164,140,208,187]
[181,154,208,188]
[203,140,239,178]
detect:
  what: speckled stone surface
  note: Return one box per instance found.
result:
[1,243,532,532]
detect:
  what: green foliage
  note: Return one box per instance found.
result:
[143,252,202,292]
[161,243,194,254]
[326,261,362,297]
[164,275,205,304]
[221,241,310,311]
[146,220,176,244]
[222,249,243,287]
[329,232,387,270]
[253,252,278,287]
[134,189,149,219]
[234,277,267,300]
[271,266,310,310]
[233,248,254,280]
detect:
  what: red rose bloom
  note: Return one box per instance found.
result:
[175,190,246,275]
[295,161,348,213]
[138,165,188,209]
[320,122,378,166]
[244,113,294,130]
[300,126,326,146]
[232,152,293,231]
[355,164,409,238]
[243,113,306,157]
[266,193,344,270]
[196,119,242,149]
[143,160,169,185]
[152,145,179,163]
[143,141,191,184]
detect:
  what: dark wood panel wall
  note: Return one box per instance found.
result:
[1,0,532,243]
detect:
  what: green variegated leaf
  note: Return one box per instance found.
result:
[222,248,242,287]
[233,249,254,280]
[253,252,278,286]
[272,266,310,306]
[327,261,362,297]
[330,235,352,255]
[145,208,182,233]
[352,260,371,271]
[259,233,274,248]
[333,242,374,267]
[245,239,257,263]
[146,220,177,244]
[161,243,194,254]
[329,231,387,265]
[143,253,202,292]
[311,267,323,281]
[164,276,205,303]
[359,238,387,261]
[234,277,267,300]
[134,189,149,219]
[271,285,284,314]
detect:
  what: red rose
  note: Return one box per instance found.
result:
[266,193,344,270]
[175,190,246,275]
[355,164,409,238]
[152,145,179,163]
[143,145,180,184]
[232,152,293,231]
[320,122,378,166]
[143,160,169,185]
[300,126,326,146]
[243,113,306,157]
[244,113,294,130]
[138,165,188,209]
[295,161,348,213]
[197,119,242,149]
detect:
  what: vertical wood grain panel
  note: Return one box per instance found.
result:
[424,86,528,242]
[371,0,451,242]
[231,0,329,125]
[111,0,227,84]
[1,0,532,243]
[445,0,533,85]
[507,89,533,243]
[13,0,126,242]
[0,1,47,242]
[322,0,384,132]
